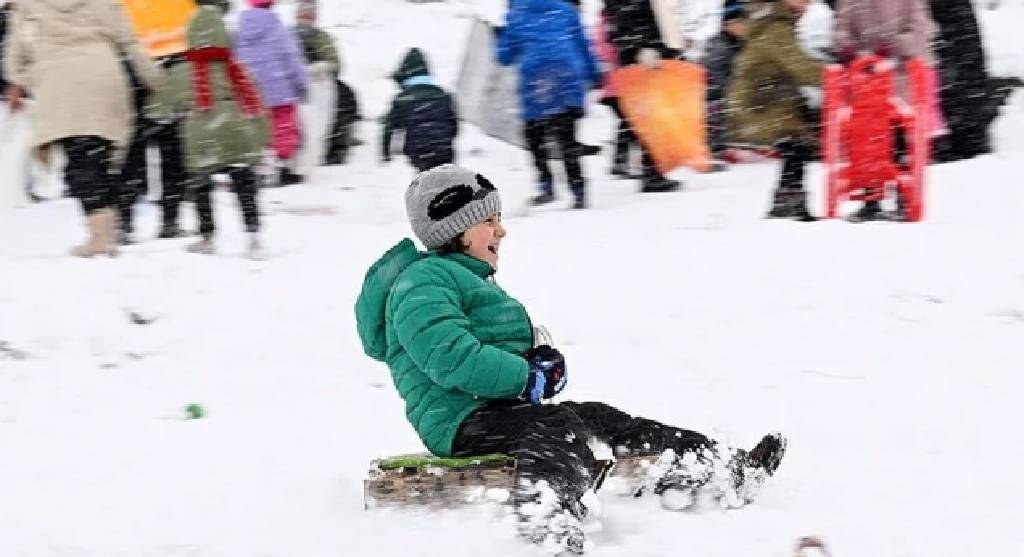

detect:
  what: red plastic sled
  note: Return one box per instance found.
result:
[822,56,930,221]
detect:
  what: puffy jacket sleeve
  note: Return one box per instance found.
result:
[103,0,160,90]
[390,264,529,399]
[768,22,823,88]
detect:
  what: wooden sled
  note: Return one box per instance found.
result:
[364,453,653,510]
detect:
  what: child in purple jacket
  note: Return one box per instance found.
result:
[236,0,309,185]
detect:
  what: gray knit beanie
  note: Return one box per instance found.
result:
[405,164,502,250]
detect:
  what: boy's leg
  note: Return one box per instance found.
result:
[227,166,261,234]
[551,112,586,208]
[523,118,555,201]
[452,401,595,552]
[562,401,714,460]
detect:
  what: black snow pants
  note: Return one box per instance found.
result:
[59,136,117,214]
[118,118,187,233]
[451,400,714,518]
[192,166,261,237]
[523,111,585,199]
[606,98,664,180]
[775,138,813,191]
[326,79,360,153]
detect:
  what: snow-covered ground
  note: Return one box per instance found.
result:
[2,1,1023,556]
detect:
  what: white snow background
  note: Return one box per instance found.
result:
[2,1,1023,556]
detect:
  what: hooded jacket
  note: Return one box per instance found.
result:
[496,0,599,121]
[381,48,457,165]
[725,1,823,146]
[147,6,269,173]
[355,240,532,457]
[3,0,159,151]
[234,6,307,107]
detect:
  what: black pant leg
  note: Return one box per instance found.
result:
[551,112,585,196]
[193,175,216,237]
[523,118,554,191]
[155,122,186,227]
[227,166,261,233]
[61,136,115,214]
[562,401,715,459]
[452,401,596,514]
[118,129,148,232]
[776,138,810,190]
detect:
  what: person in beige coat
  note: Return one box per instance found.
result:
[3,0,159,256]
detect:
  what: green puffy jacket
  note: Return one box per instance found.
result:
[355,239,532,456]
[146,6,270,173]
[725,1,823,146]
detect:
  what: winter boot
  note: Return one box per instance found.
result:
[186,235,216,255]
[278,166,305,186]
[635,447,716,510]
[71,208,119,258]
[515,483,587,556]
[530,180,556,206]
[576,142,601,157]
[157,224,185,239]
[640,174,681,193]
[719,433,788,507]
[847,200,883,223]
[767,189,817,221]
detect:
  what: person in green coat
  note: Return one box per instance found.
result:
[726,0,823,221]
[355,164,787,555]
[293,0,361,166]
[147,5,271,259]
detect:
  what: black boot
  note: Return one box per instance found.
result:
[279,166,305,186]
[847,200,883,223]
[766,188,817,221]
[530,180,556,206]
[640,173,681,193]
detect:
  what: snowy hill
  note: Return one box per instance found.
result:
[2,1,1024,556]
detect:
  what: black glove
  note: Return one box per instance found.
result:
[522,345,567,405]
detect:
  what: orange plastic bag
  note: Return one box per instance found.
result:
[121,0,198,58]
[609,60,710,174]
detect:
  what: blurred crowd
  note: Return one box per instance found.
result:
[0,0,1017,257]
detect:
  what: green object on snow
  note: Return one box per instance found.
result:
[376,453,513,471]
[184,403,205,420]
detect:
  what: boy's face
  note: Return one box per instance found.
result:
[461,213,506,269]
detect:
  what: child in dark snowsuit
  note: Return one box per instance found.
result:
[147,5,271,259]
[497,0,600,209]
[355,164,787,556]
[381,48,458,173]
